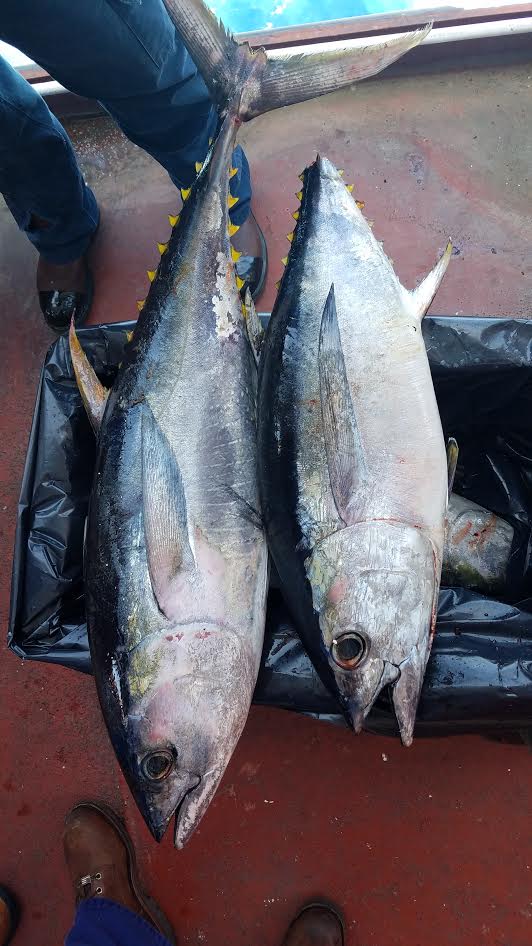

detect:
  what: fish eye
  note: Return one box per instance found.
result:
[141,749,175,782]
[331,631,367,669]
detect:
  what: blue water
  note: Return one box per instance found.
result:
[210,0,413,35]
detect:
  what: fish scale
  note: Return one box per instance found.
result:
[258,155,452,746]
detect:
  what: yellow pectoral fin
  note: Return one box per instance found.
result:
[69,322,109,434]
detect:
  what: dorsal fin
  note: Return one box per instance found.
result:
[446,437,459,498]
[141,405,195,617]
[318,285,368,525]
[409,241,452,320]
[69,321,109,433]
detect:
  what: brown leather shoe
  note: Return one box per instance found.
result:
[0,887,18,946]
[63,802,176,944]
[282,902,345,946]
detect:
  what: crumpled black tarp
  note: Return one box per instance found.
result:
[8,317,532,736]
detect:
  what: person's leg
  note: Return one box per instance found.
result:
[1,0,264,298]
[0,56,98,263]
[0,0,251,224]
[63,802,175,946]
[0,55,98,330]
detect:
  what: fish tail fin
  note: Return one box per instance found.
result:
[251,26,431,119]
[162,0,431,120]
[162,0,239,112]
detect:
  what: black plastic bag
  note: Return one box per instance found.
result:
[8,317,532,734]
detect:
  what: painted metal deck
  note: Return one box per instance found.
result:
[1,57,531,946]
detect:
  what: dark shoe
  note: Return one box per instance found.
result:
[38,265,94,335]
[63,802,176,945]
[0,887,19,946]
[282,902,345,946]
[232,211,268,302]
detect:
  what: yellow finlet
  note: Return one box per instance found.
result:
[208,137,213,145]
[229,167,238,179]
[195,161,203,173]
[157,242,168,255]
[236,276,245,290]
[338,169,344,177]
[356,200,365,210]
[180,187,191,201]
[275,280,281,290]
[296,190,303,201]
[286,232,294,243]
[281,256,288,266]
[346,184,354,193]
[298,173,304,182]
[147,270,157,282]
[227,194,239,209]
[228,222,240,236]
[168,214,179,227]
[292,211,299,221]
[136,300,145,311]
[231,246,242,262]
[126,330,134,343]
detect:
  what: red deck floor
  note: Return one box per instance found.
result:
[1,61,531,946]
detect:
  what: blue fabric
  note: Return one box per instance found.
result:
[0,56,100,263]
[65,899,174,946]
[0,0,251,262]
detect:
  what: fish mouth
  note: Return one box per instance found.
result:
[343,661,400,735]
[140,772,201,843]
[172,780,202,847]
[344,655,425,747]
[346,697,370,735]
[173,767,223,849]
[149,813,174,844]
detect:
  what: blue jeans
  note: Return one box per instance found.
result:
[65,900,174,946]
[0,0,251,264]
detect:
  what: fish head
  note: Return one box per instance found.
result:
[114,622,256,847]
[308,521,438,745]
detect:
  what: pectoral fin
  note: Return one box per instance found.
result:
[249,26,431,119]
[69,321,109,434]
[446,437,459,497]
[243,288,264,365]
[409,241,452,319]
[141,406,195,616]
[318,284,367,525]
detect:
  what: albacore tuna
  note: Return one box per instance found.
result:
[258,156,454,745]
[70,0,432,845]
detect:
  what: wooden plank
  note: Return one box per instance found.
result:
[239,3,532,47]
